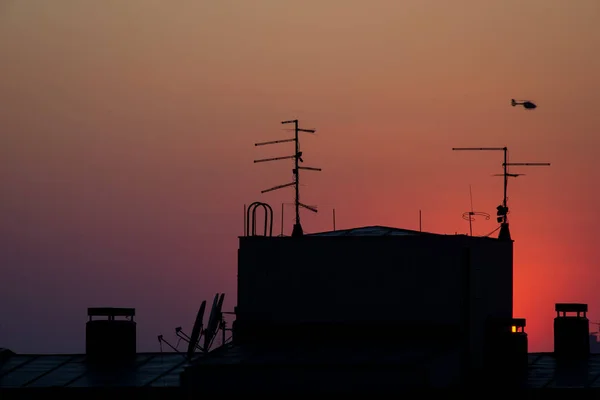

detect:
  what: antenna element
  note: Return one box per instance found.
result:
[254,119,321,237]
[452,147,550,240]
[461,185,490,236]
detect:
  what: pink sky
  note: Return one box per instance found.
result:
[1,0,599,353]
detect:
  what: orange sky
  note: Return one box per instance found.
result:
[1,0,599,353]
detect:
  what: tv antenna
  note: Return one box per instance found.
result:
[462,185,490,236]
[254,119,321,237]
[452,147,550,240]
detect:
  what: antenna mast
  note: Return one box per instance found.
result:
[452,147,550,240]
[254,119,321,237]
[462,184,490,236]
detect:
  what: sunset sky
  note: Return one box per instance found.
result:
[1,0,599,353]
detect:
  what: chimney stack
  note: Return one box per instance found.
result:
[86,307,136,363]
[483,317,528,386]
[554,303,589,360]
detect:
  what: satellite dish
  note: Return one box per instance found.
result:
[214,293,226,345]
[216,293,225,320]
[203,293,225,351]
[186,300,207,360]
[203,293,220,352]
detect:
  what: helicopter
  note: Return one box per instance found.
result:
[511,99,537,109]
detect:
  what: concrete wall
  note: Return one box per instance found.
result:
[238,234,512,322]
[468,237,514,369]
[178,233,514,390]
[181,346,465,390]
[236,233,513,372]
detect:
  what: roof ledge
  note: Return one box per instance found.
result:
[0,348,15,362]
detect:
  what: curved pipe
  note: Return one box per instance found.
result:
[246,202,262,236]
[245,201,273,237]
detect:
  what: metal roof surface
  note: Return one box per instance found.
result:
[6,349,600,388]
[189,345,600,388]
[192,344,444,366]
[528,353,600,388]
[0,352,189,388]
[306,225,495,239]
[307,225,425,237]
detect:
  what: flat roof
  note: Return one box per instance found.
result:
[307,225,423,237]
[240,225,504,240]
[0,351,191,388]
[4,349,600,389]
[184,345,600,388]
[306,225,498,240]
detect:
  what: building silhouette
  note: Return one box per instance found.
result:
[2,223,599,392]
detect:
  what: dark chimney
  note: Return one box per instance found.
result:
[86,307,136,363]
[554,303,589,360]
[483,317,528,386]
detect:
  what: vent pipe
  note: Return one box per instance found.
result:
[483,317,528,386]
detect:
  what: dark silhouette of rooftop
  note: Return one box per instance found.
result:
[0,350,186,388]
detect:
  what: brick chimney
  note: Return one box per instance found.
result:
[86,307,136,363]
[554,303,589,360]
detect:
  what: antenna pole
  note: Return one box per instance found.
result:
[469,186,473,236]
[462,185,490,237]
[453,147,550,240]
[333,208,336,231]
[503,148,508,214]
[281,203,284,236]
[293,119,301,234]
[452,146,507,225]
[419,210,422,232]
[255,119,321,238]
[243,204,246,237]
[469,185,473,236]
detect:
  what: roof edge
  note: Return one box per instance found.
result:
[0,347,15,362]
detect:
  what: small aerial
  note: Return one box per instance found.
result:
[493,173,525,178]
[511,99,537,109]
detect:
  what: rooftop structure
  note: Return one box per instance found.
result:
[236,224,513,342]
[0,351,185,388]
[179,349,600,391]
[5,350,600,391]
[306,225,433,236]
[182,220,517,389]
[0,307,189,396]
